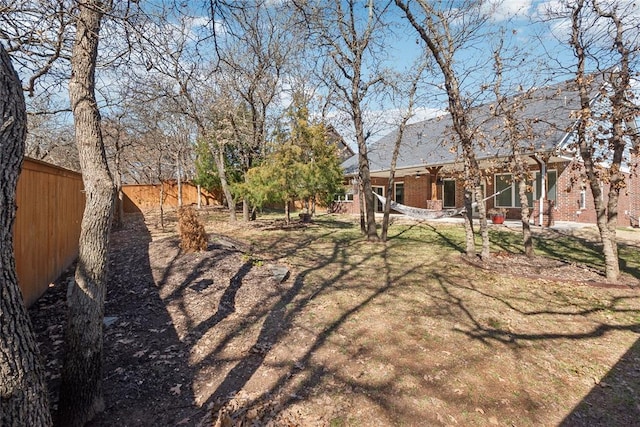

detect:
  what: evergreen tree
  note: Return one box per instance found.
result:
[236,95,344,223]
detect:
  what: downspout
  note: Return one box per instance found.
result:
[538,155,546,227]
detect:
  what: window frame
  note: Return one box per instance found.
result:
[579,189,587,210]
[494,170,557,208]
[333,191,354,202]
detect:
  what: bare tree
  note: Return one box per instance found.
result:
[215,0,294,221]
[395,0,499,259]
[26,113,79,170]
[103,112,135,229]
[381,61,428,240]
[127,11,240,220]
[56,1,116,424]
[2,1,151,423]
[0,43,52,427]
[558,0,640,281]
[294,0,394,241]
[492,41,536,257]
[0,0,74,96]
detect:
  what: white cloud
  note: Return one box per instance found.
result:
[487,0,534,21]
[327,106,445,150]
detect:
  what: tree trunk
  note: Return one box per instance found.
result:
[111,150,123,231]
[285,200,290,224]
[570,1,620,282]
[243,199,250,222]
[381,175,394,241]
[212,144,236,221]
[382,117,409,241]
[463,188,475,257]
[395,0,483,256]
[352,96,378,240]
[57,2,115,425]
[518,178,533,257]
[358,179,366,234]
[117,188,124,227]
[0,43,52,427]
[177,163,183,207]
[476,185,490,260]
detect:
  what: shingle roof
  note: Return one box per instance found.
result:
[342,79,591,175]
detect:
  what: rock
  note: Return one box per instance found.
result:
[266,264,290,283]
[103,316,119,327]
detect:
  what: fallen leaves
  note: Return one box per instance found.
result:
[133,349,147,358]
[170,383,182,396]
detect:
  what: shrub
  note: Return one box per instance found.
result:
[178,206,208,252]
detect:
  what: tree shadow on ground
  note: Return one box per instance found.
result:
[194,233,432,424]
[419,223,465,252]
[430,269,640,425]
[30,212,200,426]
[141,212,437,423]
[487,226,640,280]
[560,336,640,426]
[33,213,640,425]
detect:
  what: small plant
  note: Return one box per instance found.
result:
[178,206,208,252]
[488,207,507,216]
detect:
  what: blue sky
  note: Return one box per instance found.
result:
[12,0,638,149]
[328,0,639,146]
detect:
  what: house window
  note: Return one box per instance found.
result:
[443,179,456,208]
[535,170,557,203]
[495,170,557,207]
[495,174,514,207]
[333,191,354,202]
[579,189,587,209]
[394,182,404,205]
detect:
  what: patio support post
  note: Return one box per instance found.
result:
[533,154,547,227]
[427,166,442,201]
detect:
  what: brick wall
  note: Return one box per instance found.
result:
[553,160,634,226]
[335,159,638,227]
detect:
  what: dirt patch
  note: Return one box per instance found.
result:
[463,251,640,289]
[30,211,640,426]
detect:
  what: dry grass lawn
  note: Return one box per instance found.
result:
[34,208,640,426]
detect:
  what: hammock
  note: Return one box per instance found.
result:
[372,185,512,221]
[373,192,466,220]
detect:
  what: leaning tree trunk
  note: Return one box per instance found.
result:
[111,149,124,231]
[0,43,52,427]
[57,2,116,426]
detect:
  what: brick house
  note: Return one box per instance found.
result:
[335,78,640,226]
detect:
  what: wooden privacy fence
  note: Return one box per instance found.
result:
[14,158,85,307]
[122,181,221,212]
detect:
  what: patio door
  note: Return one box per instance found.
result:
[372,186,385,212]
[443,179,456,208]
